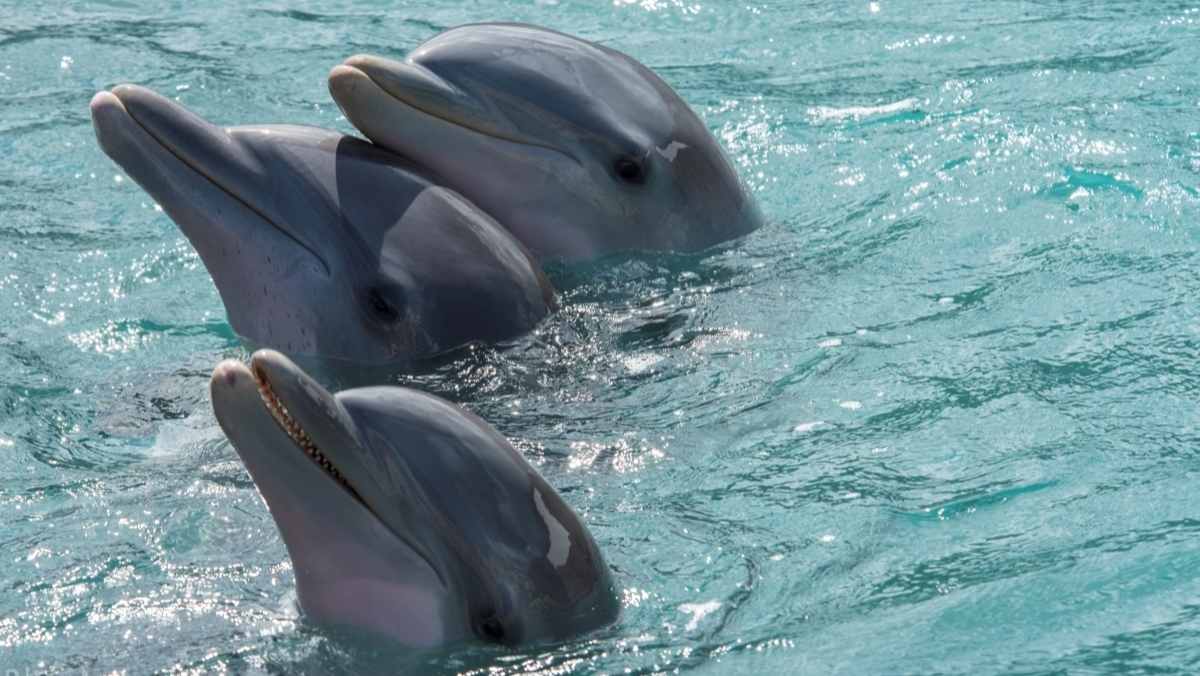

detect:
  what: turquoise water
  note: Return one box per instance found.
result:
[4,0,1200,673]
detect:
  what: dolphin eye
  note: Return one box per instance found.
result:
[613,156,646,185]
[366,286,402,320]
[478,614,506,643]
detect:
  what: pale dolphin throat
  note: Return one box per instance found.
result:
[91,85,557,362]
[328,22,763,261]
[210,350,620,647]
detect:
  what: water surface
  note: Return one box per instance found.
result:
[3,1,1200,673]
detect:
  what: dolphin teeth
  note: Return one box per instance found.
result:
[251,366,350,488]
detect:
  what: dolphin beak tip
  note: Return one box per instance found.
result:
[211,359,249,390]
[89,90,129,150]
[328,64,357,86]
[328,63,369,103]
[89,90,125,119]
[89,90,113,111]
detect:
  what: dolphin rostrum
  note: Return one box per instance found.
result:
[91,85,557,362]
[328,23,763,261]
[210,349,619,646]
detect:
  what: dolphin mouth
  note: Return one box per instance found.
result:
[250,360,356,494]
[334,57,576,163]
[94,87,331,274]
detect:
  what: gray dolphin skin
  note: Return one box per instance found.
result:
[91,85,557,362]
[210,349,619,647]
[328,23,763,260]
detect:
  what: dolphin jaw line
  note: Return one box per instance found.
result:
[252,365,352,490]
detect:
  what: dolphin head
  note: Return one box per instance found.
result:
[210,350,619,647]
[328,23,763,260]
[91,85,556,361]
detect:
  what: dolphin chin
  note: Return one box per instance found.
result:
[211,350,619,647]
[91,85,557,363]
[328,23,763,261]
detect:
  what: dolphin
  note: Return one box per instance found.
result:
[328,23,763,261]
[210,349,619,647]
[91,85,557,362]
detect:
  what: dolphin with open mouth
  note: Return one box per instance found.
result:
[328,23,763,260]
[210,349,619,647]
[91,85,557,362]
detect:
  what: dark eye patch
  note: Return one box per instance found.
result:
[613,155,646,184]
[366,285,403,320]
[479,614,505,643]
